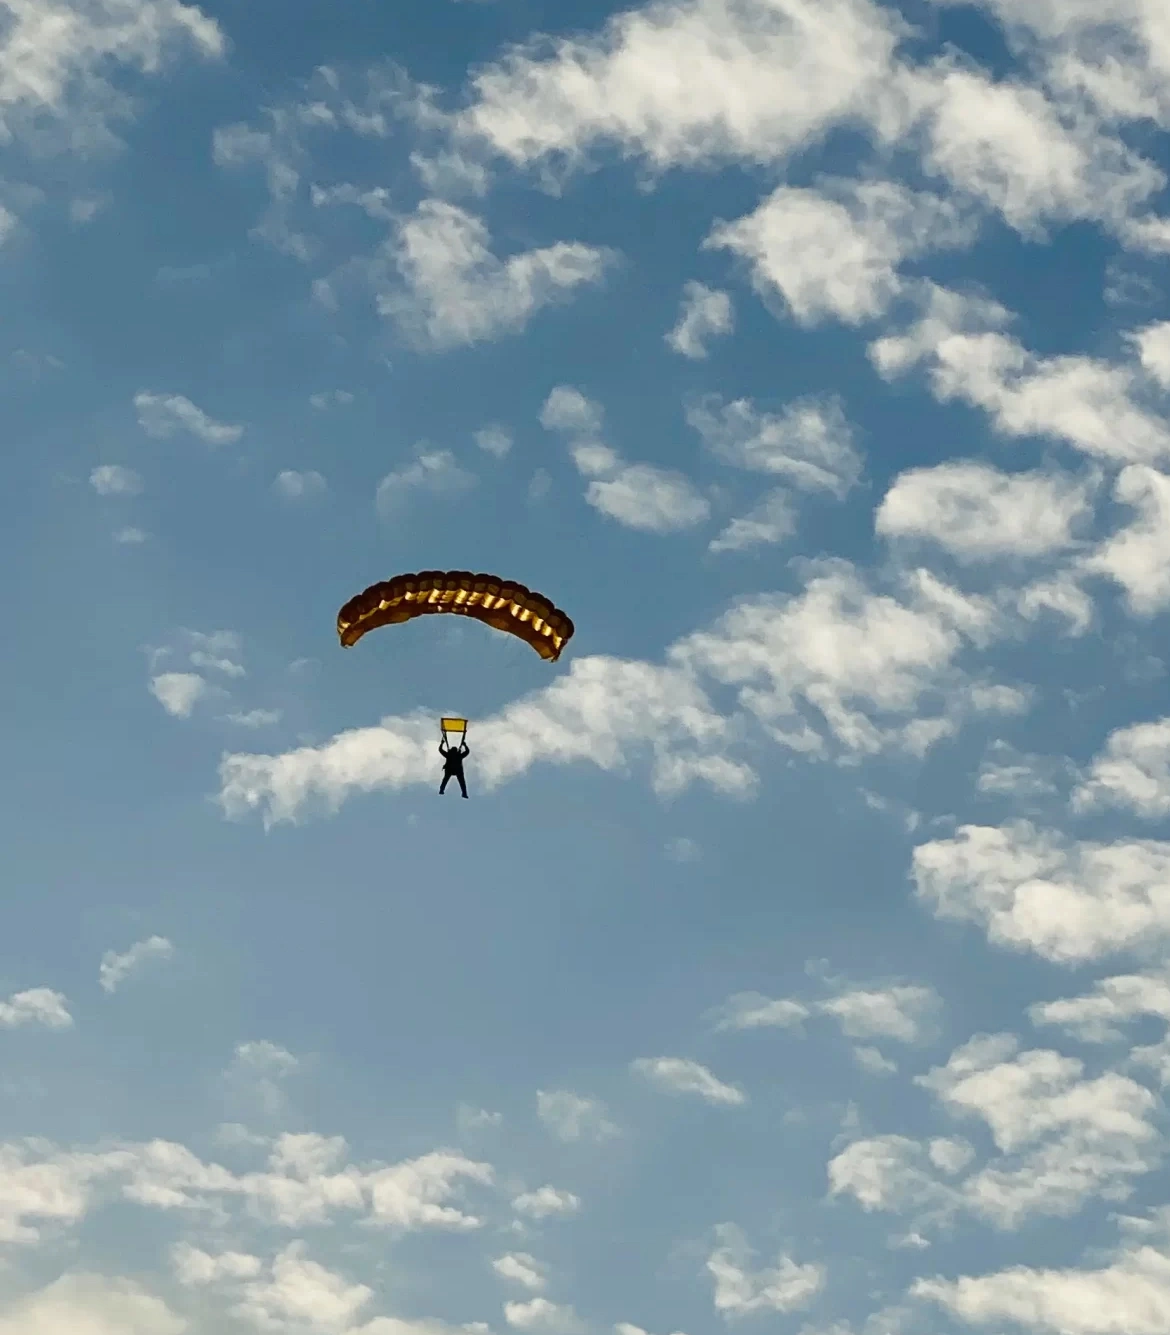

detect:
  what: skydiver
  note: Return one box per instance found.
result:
[439,736,470,798]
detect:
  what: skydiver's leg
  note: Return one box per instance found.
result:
[457,772,468,798]
[439,772,450,794]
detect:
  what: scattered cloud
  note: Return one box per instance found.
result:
[1082,465,1170,614]
[149,672,207,718]
[376,448,475,517]
[505,1298,582,1332]
[512,1185,581,1220]
[666,281,733,358]
[99,937,174,994]
[630,1057,745,1106]
[712,979,940,1067]
[493,1253,546,1292]
[706,179,973,326]
[543,385,709,534]
[706,1223,824,1316]
[0,987,72,1030]
[90,465,143,497]
[274,469,326,500]
[536,1090,618,1143]
[709,489,795,554]
[687,395,861,497]
[309,389,354,410]
[540,387,603,436]
[374,200,614,350]
[475,424,513,457]
[876,461,1095,562]
[134,392,242,445]
[913,821,1170,964]
[870,284,1170,467]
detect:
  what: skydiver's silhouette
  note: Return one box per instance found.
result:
[439,738,470,797]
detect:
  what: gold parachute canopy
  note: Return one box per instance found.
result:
[337,570,575,661]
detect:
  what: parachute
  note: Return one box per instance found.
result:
[337,570,575,662]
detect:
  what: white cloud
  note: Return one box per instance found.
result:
[536,1090,618,1142]
[134,392,242,445]
[115,527,148,545]
[1030,970,1170,1047]
[631,1057,745,1106]
[0,0,225,157]
[226,708,282,728]
[376,199,613,350]
[914,1240,1170,1335]
[828,1134,958,1217]
[833,1032,1161,1230]
[0,1129,495,1247]
[452,0,904,173]
[309,389,354,410]
[1082,465,1170,613]
[0,988,72,1030]
[492,1253,546,1291]
[709,489,795,554]
[672,563,1012,760]
[574,454,710,533]
[224,1039,300,1121]
[853,1046,897,1076]
[1131,321,1170,389]
[712,982,938,1047]
[821,985,940,1044]
[909,61,1164,237]
[665,281,733,358]
[0,1142,127,1243]
[178,630,244,678]
[542,387,710,533]
[512,1185,580,1219]
[149,672,207,718]
[376,448,475,517]
[870,284,1170,467]
[686,395,860,496]
[98,937,173,994]
[665,836,700,863]
[976,741,1071,804]
[540,386,604,436]
[504,1298,581,1331]
[89,465,142,496]
[475,424,513,457]
[706,179,972,326]
[913,821,1170,964]
[0,1273,185,1335]
[1073,720,1170,822]
[274,469,326,499]
[917,1033,1161,1226]
[231,1242,374,1332]
[1073,717,1170,819]
[457,1105,502,1135]
[171,1242,262,1286]
[125,1131,493,1231]
[876,461,1094,561]
[710,992,811,1032]
[706,1224,824,1317]
[1015,574,1094,635]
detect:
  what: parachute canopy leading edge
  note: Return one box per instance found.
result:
[337,570,574,661]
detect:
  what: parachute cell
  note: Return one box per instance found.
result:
[337,570,574,661]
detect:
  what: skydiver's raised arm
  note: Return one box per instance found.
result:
[459,741,469,756]
[439,740,449,755]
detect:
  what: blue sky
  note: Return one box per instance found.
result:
[4,0,1170,1331]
